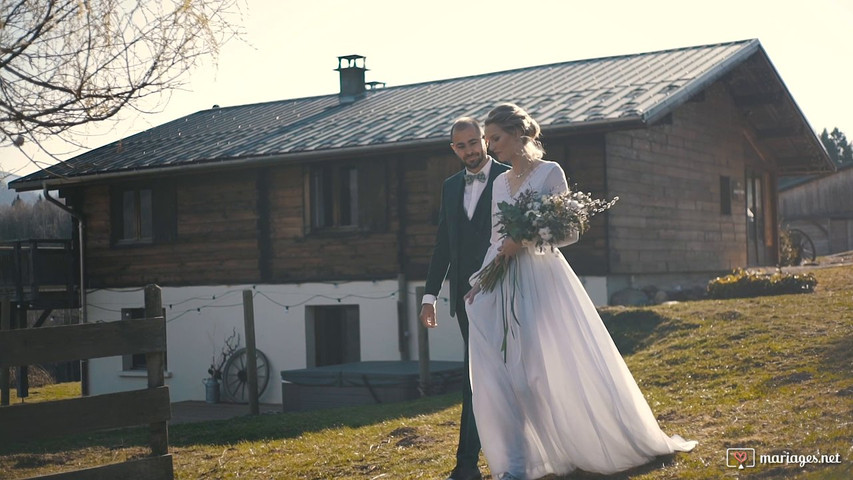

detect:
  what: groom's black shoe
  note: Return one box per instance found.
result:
[445,467,482,480]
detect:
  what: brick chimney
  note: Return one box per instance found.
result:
[335,55,367,104]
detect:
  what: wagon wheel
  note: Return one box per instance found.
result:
[222,347,270,403]
[788,228,816,264]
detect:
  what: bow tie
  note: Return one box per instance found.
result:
[465,171,486,185]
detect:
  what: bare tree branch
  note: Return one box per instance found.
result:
[0,0,244,162]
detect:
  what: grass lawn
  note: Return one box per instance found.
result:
[1,265,851,479]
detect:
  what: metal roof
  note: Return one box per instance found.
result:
[12,39,834,190]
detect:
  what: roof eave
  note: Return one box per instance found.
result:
[643,39,761,125]
[13,117,648,192]
[11,136,450,191]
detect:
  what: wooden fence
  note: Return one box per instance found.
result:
[0,285,172,480]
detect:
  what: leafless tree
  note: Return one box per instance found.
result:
[0,0,243,156]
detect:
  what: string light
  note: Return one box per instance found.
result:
[86,282,450,324]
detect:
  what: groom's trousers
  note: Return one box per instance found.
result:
[454,295,481,472]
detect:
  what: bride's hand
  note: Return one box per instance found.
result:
[498,237,522,259]
[464,284,481,304]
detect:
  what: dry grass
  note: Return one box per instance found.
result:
[1,265,851,479]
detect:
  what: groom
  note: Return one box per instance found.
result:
[420,117,509,480]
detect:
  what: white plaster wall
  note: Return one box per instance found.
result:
[403,275,609,363]
[86,280,401,404]
[579,276,608,307]
[85,276,609,405]
[405,281,465,362]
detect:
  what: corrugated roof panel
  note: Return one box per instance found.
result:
[20,39,815,186]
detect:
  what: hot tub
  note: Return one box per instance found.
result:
[280,360,464,411]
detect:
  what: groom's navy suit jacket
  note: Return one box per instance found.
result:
[424,158,509,317]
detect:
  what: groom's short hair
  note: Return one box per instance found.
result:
[450,117,483,139]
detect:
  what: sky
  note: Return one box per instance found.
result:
[2,0,852,178]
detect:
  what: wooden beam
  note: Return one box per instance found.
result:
[0,299,9,406]
[27,454,173,480]
[33,308,53,328]
[0,386,170,443]
[415,286,430,396]
[257,169,273,283]
[0,316,165,367]
[243,290,259,415]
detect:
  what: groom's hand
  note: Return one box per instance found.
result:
[419,304,437,328]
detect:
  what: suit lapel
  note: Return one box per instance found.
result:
[473,158,507,215]
[445,172,465,234]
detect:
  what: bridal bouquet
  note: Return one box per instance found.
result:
[475,188,618,292]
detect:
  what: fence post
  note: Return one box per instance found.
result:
[242,290,259,415]
[145,284,169,456]
[0,299,9,406]
[415,286,430,396]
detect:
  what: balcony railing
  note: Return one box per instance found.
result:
[0,239,79,309]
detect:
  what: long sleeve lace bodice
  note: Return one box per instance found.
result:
[470,161,579,287]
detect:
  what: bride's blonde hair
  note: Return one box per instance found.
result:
[484,103,545,160]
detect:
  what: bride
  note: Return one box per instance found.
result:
[464,103,697,480]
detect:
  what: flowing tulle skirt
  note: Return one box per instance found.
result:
[466,248,696,479]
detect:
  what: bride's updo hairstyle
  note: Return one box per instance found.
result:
[484,103,545,160]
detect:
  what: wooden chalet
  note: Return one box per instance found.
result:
[9,40,834,404]
[779,163,853,256]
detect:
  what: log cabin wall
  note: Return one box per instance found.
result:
[551,135,609,276]
[266,154,400,282]
[400,140,609,279]
[401,148,464,279]
[605,80,753,276]
[78,170,261,288]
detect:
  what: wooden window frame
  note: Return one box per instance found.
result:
[111,181,177,247]
[309,164,359,230]
[305,160,388,235]
[119,188,154,245]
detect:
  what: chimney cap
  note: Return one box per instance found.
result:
[335,54,367,71]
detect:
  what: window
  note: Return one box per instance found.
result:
[720,176,732,215]
[122,189,153,242]
[310,165,359,228]
[111,181,176,245]
[306,161,388,232]
[121,307,167,371]
[305,305,360,367]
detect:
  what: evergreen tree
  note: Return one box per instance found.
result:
[819,128,853,166]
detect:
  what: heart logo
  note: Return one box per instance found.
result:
[733,451,748,464]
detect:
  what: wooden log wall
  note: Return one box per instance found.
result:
[73,142,611,288]
[605,81,757,274]
[80,171,260,287]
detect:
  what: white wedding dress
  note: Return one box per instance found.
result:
[466,161,696,479]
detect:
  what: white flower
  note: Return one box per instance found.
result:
[525,209,539,217]
[569,200,581,210]
[538,227,553,241]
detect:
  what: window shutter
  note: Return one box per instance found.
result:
[153,181,177,243]
[358,160,388,231]
[109,186,123,245]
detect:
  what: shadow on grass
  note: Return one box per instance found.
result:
[541,454,678,479]
[821,331,853,383]
[0,391,462,455]
[600,308,694,355]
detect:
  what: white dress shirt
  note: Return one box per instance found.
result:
[422,158,495,307]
